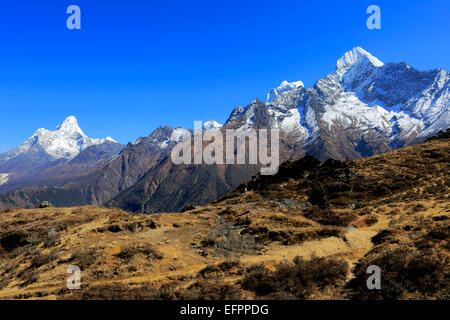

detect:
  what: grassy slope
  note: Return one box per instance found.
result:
[0,137,448,300]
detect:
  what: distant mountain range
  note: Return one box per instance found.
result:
[0,47,448,211]
[0,117,123,194]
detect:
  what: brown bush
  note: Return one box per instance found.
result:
[199,260,241,278]
[364,216,378,227]
[200,236,217,247]
[70,248,104,270]
[0,231,28,252]
[349,246,449,299]
[30,252,57,269]
[304,208,356,226]
[371,229,395,245]
[308,183,331,209]
[414,221,449,250]
[20,270,39,287]
[242,256,348,299]
[115,244,163,262]
[182,280,242,300]
[122,280,243,300]
[0,208,15,214]
[61,283,158,300]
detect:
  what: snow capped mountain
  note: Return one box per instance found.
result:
[204,120,223,131]
[0,47,447,211]
[0,116,116,172]
[335,47,384,84]
[132,120,223,152]
[266,80,304,103]
[225,47,449,158]
[170,127,192,144]
[134,126,190,149]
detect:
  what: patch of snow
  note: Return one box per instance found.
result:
[336,47,384,74]
[321,91,424,139]
[267,80,304,103]
[170,128,191,144]
[0,173,10,185]
[204,120,223,131]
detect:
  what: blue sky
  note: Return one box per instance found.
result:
[0,0,449,152]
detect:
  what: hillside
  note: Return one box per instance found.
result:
[0,132,448,300]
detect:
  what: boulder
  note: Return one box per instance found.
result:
[38,201,53,208]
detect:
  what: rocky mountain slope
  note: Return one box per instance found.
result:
[227,47,449,159]
[0,125,192,209]
[108,47,449,213]
[0,131,448,300]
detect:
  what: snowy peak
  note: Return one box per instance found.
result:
[170,127,192,143]
[267,80,304,103]
[277,80,305,93]
[204,120,223,131]
[133,126,192,150]
[134,121,222,151]
[336,47,384,72]
[0,116,117,168]
[226,46,448,149]
[226,99,265,126]
[56,116,85,135]
[335,47,384,85]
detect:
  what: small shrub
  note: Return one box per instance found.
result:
[71,248,103,269]
[349,246,449,299]
[371,230,395,245]
[62,283,158,300]
[304,208,355,226]
[159,283,179,300]
[364,216,378,227]
[309,183,331,209]
[199,260,241,278]
[0,208,15,214]
[183,280,242,300]
[242,256,348,299]
[200,237,217,247]
[20,271,39,287]
[0,231,28,252]
[116,244,163,262]
[373,184,392,197]
[30,252,57,269]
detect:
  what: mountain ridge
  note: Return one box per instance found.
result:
[0,47,448,211]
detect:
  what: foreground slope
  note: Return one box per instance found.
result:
[0,131,448,300]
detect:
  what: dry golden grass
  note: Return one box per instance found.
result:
[0,137,448,300]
